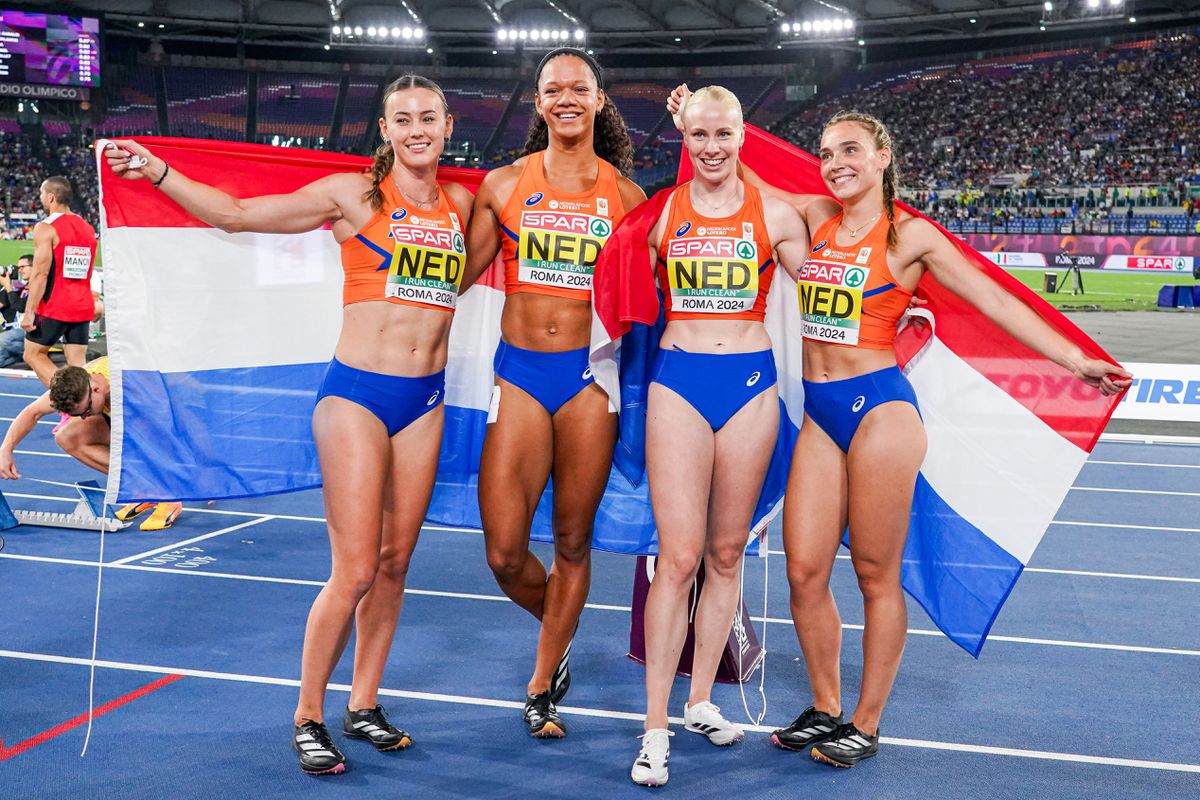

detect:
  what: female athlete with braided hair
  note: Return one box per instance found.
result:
[665,91,1130,766]
[107,75,473,775]
[462,48,645,738]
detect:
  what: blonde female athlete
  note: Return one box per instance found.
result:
[629,86,810,787]
[106,75,473,775]
[462,48,645,738]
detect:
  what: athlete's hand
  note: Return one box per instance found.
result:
[1074,358,1133,396]
[0,450,20,480]
[666,84,691,132]
[18,312,35,333]
[104,140,163,182]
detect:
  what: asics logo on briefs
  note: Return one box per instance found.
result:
[852,396,865,413]
[525,192,544,206]
[675,221,692,237]
[427,390,440,406]
[746,371,761,387]
[390,208,408,221]
[812,239,828,253]
[581,367,593,380]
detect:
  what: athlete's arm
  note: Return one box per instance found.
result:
[104,139,350,235]
[459,166,516,293]
[442,182,474,229]
[763,196,810,280]
[907,216,1131,395]
[0,392,56,479]
[19,223,55,332]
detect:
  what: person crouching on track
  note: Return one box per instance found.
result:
[627,86,811,787]
[0,358,183,530]
[104,75,474,776]
[460,47,645,738]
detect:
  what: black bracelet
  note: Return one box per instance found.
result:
[152,161,170,189]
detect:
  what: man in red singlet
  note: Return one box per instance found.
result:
[20,176,97,386]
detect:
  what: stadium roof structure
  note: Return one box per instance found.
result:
[33,0,1200,55]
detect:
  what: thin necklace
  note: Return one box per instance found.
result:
[392,174,439,208]
[841,211,881,238]
[694,189,742,215]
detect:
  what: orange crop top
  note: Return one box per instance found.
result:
[499,150,626,301]
[796,212,912,350]
[340,179,465,311]
[655,181,776,322]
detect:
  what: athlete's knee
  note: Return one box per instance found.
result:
[54,424,84,455]
[787,559,831,603]
[852,557,902,602]
[374,545,412,586]
[485,544,529,584]
[702,540,744,579]
[328,559,380,600]
[552,529,592,567]
[654,549,702,589]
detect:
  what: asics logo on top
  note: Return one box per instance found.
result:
[746,371,761,387]
[675,221,692,237]
[426,390,441,406]
[391,208,408,221]
[852,395,866,412]
[812,239,828,253]
[525,192,544,206]
[581,367,593,380]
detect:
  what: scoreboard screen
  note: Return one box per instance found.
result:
[0,10,100,88]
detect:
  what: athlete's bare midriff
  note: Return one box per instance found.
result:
[658,318,772,355]
[335,301,453,376]
[802,339,897,383]
[499,292,592,351]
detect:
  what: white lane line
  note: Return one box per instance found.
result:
[0,648,1197,774]
[0,391,42,399]
[1088,460,1200,470]
[110,517,274,565]
[0,416,58,426]
[1051,520,1200,534]
[3,552,1197,656]
[1072,486,1200,498]
[764,551,1200,585]
[14,449,72,458]
[1100,433,1200,446]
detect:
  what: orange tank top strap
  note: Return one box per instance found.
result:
[340,177,466,311]
[655,181,776,323]
[796,211,912,350]
[499,150,626,301]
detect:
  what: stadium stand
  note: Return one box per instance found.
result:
[165,67,248,140]
[256,73,339,145]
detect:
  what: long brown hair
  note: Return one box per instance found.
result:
[364,75,450,211]
[520,53,634,177]
[824,111,899,249]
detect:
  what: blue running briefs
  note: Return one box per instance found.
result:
[316,358,445,436]
[651,347,777,431]
[493,340,595,415]
[802,365,920,453]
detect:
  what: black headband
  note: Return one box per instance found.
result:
[534,47,604,90]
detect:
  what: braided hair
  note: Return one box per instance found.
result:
[824,111,899,249]
[520,51,633,177]
[364,75,450,211]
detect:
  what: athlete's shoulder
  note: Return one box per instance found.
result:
[440,181,474,221]
[616,175,646,209]
[476,163,522,211]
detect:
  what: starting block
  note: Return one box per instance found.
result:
[0,479,131,533]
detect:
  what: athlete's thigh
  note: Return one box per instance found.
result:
[313,396,392,562]
[845,401,925,571]
[478,377,554,537]
[549,383,617,533]
[54,414,108,450]
[381,405,444,556]
[646,383,714,559]
[781,416,849,577]
[708,387,779,550]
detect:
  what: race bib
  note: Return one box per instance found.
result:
[517,210,611,292]
[665,236,758,314]
[387,224,465,309]
[62,246,91,280]
[797,259,868,345]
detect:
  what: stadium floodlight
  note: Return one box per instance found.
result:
[802,21,812,32]
[1128,15,1136,22]
[367,26,377,37]
[137,21,144,28]
[324,44,330,50]
[426,46,433,53]
[415,28,424,39]
[1110,0,1122,5]
[402,27,412,39]
[575,29,584,40]
[781,23,790,33]
[530,30,540,41]
[1087,0,1099,6]
[519,29,528,40]
[1044,2,1052,11]
[354,26,363,36]
[332,25,341,35]
[497,29,507,40]
[390,27,400,37]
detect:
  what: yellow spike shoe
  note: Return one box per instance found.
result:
[139,502,183,531]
